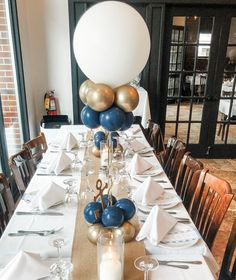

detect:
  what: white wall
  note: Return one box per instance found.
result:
[16,0,73,137]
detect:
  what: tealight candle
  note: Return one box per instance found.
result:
[97,232,124,280]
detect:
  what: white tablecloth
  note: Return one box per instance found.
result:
[219,99,236,117]
[0,125,219,279]
[133,87,151,128]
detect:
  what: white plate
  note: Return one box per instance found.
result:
[137,147,154,154]
[137,191,181,211]
[136,168,163,178]
[159,223,200,249]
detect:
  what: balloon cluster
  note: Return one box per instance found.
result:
[80,80,138,132]
[84,179,136,243]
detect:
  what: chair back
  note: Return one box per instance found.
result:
[0,173,15,221]
[23,132,48,166]
[219,217,236,280]
[174,152,204,210]
[8,148,36,195]
[163,137,186,185]
[190,169,234,249]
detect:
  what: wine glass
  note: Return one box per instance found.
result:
[134,256,159,280]
[48,235,73,280]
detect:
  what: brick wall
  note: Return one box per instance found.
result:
[0,0,22,156]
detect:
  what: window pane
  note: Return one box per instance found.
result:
[185,17,199,44]
[189,123,201,144]
[228,17,236,44]
[0,1,23,157]
[164,123,176,142]
[166,104,177,121]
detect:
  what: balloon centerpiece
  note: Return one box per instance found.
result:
[73,0,151,243]
[84,179,136,244]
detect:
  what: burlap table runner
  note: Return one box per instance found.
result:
[71,146,145,279]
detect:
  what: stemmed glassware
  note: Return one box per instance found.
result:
[134,256,159,280]
[48,235,73,280]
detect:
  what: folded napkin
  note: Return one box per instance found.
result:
[31,181,66,210]
[129,153,153,176]
[125,126,141,136]
[60,132,78,151]
[136,205,177,246]
[47,151,73,175]
[131,139,147,153]
[132,177,164,205]
[0,251,49,280]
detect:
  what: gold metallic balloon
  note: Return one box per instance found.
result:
[113,221,135,242]
[87,224,110,245]
[86,84,115,112]
[79,79,94,105]
[92,145,100,157]
[115,85,139,112]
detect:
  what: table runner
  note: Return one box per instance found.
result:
[71,146,145,279]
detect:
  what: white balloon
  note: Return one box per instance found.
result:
[73,1,150,89]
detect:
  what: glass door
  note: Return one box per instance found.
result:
[162,7,236,158]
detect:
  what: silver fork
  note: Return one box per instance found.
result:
[8,227,63,236]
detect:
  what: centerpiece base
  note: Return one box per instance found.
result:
[87,221,136,245]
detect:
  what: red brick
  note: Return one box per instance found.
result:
[4,112,17,118]
[0,51,10,58]
[2,100,16,107]
[7,83,14,89]
[0,18,6,25]
[0,25,7,31]
[2,45,10,52]
[0,11,5,17]
[0,65,12,70]
[1,95,8,100]
[8,95,16,101]
[5,71,13,76]
[0,77,14,83]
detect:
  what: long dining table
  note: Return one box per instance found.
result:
[0,124,219,279]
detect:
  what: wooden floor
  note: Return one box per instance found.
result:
[200,159,236,268]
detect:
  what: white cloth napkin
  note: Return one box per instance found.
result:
[47,151,73,175]
[60,132,78,151]
[129,153,153,175]
[125,126,141,136]
[131,139,147,152]
[0,251,49,280]
[31,181,66,210]
[132,177,164,205]
[136,205,177,246]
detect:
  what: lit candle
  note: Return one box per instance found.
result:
[100,258,122,280]
[97,232,124,280]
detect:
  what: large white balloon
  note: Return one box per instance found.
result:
[73,1,150,89]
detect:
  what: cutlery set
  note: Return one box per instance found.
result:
[158,260,202,269]
[16,211,63,216]
[8,227,63,237]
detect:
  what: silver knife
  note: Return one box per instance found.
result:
[36,173,72,176]
[16,211,64,216]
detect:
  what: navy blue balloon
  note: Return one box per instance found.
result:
[84,202,103,224]
[94,131,105,149]
[115,198,136,221]
[100,106,125,131]
[98,194,117,207]
[119,112,134,131]
[101,206,124,227]
[81,106,100,129]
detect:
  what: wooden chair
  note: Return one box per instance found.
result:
[145,120,166,160]
[189,169,234,249]
[0,173,15,222]
[23,132,48,166]
[174,152,204,210]
[219,217,236,280]
[163,137,186,185]
[8,148,36,195]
